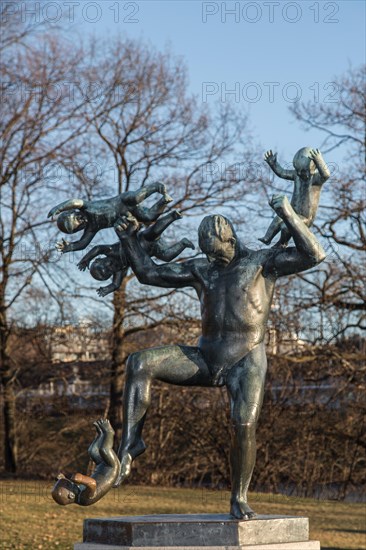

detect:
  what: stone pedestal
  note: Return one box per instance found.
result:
[74,514,320,549]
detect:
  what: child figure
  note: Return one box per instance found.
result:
[259,147,330,246]
[47,182,172,253]
[51,418,119,506]
[77,210,195,297]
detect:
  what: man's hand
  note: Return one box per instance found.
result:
[269,194,292,220]
[264,150,277,167]
[114,213,140,237]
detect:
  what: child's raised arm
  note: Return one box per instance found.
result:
[264,150,295,181]
[309,149,331,185]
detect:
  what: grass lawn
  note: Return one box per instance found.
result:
[0,480,365,549]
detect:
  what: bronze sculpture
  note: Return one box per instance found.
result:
[49,150,328,520]
[112,194,325,519]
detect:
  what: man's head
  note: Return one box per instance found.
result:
[51,474,79,506]
[90,257,116,281]
[57,210,87,234]
[293,147,316,181]
[198,215,237,265]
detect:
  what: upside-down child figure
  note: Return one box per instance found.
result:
[47,182,172,253]
[77,210,195,297]
[51,419,119,506]
[259,147,330,246]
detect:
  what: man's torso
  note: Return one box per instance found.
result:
[194,250,275,370]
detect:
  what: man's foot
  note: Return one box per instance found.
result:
[230,499,256,520]
[113,453,132,488]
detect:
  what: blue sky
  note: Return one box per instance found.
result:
[67,0,365,165]
[10,0,365,321]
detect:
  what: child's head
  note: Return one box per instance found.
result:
[90,257,117,281]
[57,210,87,234]
[51,474,79,506]
[293,147,316,180]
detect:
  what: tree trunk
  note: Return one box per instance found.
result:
[108,280,128,443]
[3,373,17,473]
[0,305,17,473]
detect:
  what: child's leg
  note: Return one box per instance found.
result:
[88,422,103,464]
[133,196,172,223]
[259,215,282,244]
[277,227,291,247]
[142,211,182,242]
[278,214,311,247]
[154,238,195,261]
[123,182,169,206]
[96,419,119,468]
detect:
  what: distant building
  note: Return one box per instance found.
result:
[49,323,111,363]
[266,326,306,354]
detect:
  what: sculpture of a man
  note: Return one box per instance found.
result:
[112,195,326,519]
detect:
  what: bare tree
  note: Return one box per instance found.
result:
[0,25,87,471]
[61,37,258,438]
[289,64,365,340]
[252,64,366,499]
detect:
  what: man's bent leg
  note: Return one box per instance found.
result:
[114,345,211,486]
[226,343,267,519]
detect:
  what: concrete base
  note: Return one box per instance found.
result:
[74,514,320,549]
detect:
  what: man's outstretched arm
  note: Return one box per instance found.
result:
[264,195,326,278]
[115,216,198,289]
